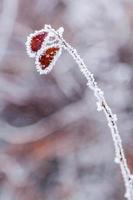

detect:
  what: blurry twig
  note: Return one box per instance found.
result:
[0,0,18,63]
[0,96,88,144]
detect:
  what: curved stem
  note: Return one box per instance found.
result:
[46,25,133,199]
[63,39,133,200]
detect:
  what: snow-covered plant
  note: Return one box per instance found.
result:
[26,25,133,200]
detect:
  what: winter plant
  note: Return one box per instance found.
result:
[26,25,133,200]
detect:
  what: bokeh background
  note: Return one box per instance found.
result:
[0,0,133,199]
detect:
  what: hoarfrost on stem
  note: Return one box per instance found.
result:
[26,25,133,200]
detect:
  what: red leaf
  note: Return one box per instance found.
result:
[39,47,60,69]
[31,32,48,52]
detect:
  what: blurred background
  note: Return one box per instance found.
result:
[0,0,133,199]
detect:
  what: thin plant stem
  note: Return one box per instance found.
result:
[26,25,133,200]
[48,26,133,200]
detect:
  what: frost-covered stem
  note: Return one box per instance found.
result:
[49,26,133,200]
[63,40,133,200]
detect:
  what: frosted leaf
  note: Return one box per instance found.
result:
[35,44,62,75]
[25,29,49,58]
